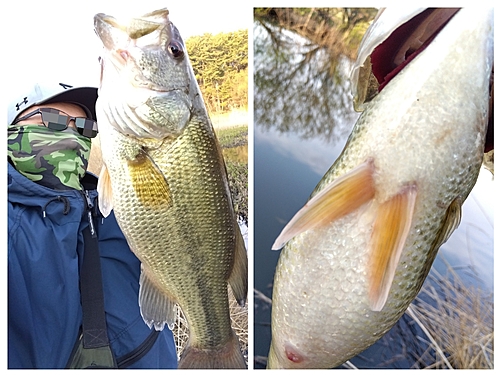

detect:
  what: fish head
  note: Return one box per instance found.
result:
[94,8,197,139]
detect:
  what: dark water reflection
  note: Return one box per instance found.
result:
[254,24,359,143]
[253,21,493,369]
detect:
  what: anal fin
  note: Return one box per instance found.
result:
[432,197,462,250]
[272,159,376,250]
[418,197,462,279]
[369,184,417,311]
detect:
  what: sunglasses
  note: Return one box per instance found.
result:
[12,107,98,138]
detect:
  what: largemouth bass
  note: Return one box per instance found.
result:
[268,8,493,368]
[93,8,247,369]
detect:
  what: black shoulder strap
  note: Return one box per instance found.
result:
[81,225,111,349]
[68,223,161,368]
[66,225,117,369]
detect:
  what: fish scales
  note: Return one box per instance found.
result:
[94,8,247,369]
[107,117,235,345]
[268,8,492,369]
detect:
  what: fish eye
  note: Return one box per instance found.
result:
[168,41,184,59]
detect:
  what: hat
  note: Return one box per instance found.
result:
[8,82,98,125]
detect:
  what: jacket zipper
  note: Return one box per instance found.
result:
[82,189,97,238]
[116,330,161,368]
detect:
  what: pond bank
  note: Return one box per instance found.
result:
[210,109,248,129]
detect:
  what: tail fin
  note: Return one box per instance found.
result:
[178,331,246,369]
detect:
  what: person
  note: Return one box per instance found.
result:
[7,81,178,369]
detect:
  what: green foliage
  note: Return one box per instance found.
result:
[186,30,248,113]
[254,8,377,60]
[216,126,248,149]
[217,126,248,224]
[226,159,248,225]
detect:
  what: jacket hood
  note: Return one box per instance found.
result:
[8,161,99,215]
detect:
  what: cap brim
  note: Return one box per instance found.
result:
[40,86,98,121]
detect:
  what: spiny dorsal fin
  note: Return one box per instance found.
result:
[228,223,248,306]
[139,266,177,331]
[368,184,417,311]
[272,159,376,250]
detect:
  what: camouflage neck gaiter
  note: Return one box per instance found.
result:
[7,125,91,190]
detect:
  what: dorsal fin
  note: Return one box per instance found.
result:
[228,223,248,306]
[139,266,177,331]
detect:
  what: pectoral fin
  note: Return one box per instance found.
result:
[272,160,376,250]
[368,185,417,311]
[127,151,173,209]
[97,164,113,217]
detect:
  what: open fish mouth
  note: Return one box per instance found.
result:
[94,9,169,49]
[94,8,194,139]
[352,8,493,154]
[371,8,460,91]
[352,8,462,110]
[362,7,494,153]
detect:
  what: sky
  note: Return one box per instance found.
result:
[4,0,251,89]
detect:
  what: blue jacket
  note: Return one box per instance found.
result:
[8,162,178,369]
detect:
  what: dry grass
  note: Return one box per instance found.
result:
[483,149,494,176]
[406,263,493,369]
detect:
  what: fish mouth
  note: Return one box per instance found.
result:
[94,9,168,49]
[94,9,187,93]
[371,8,460,92]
